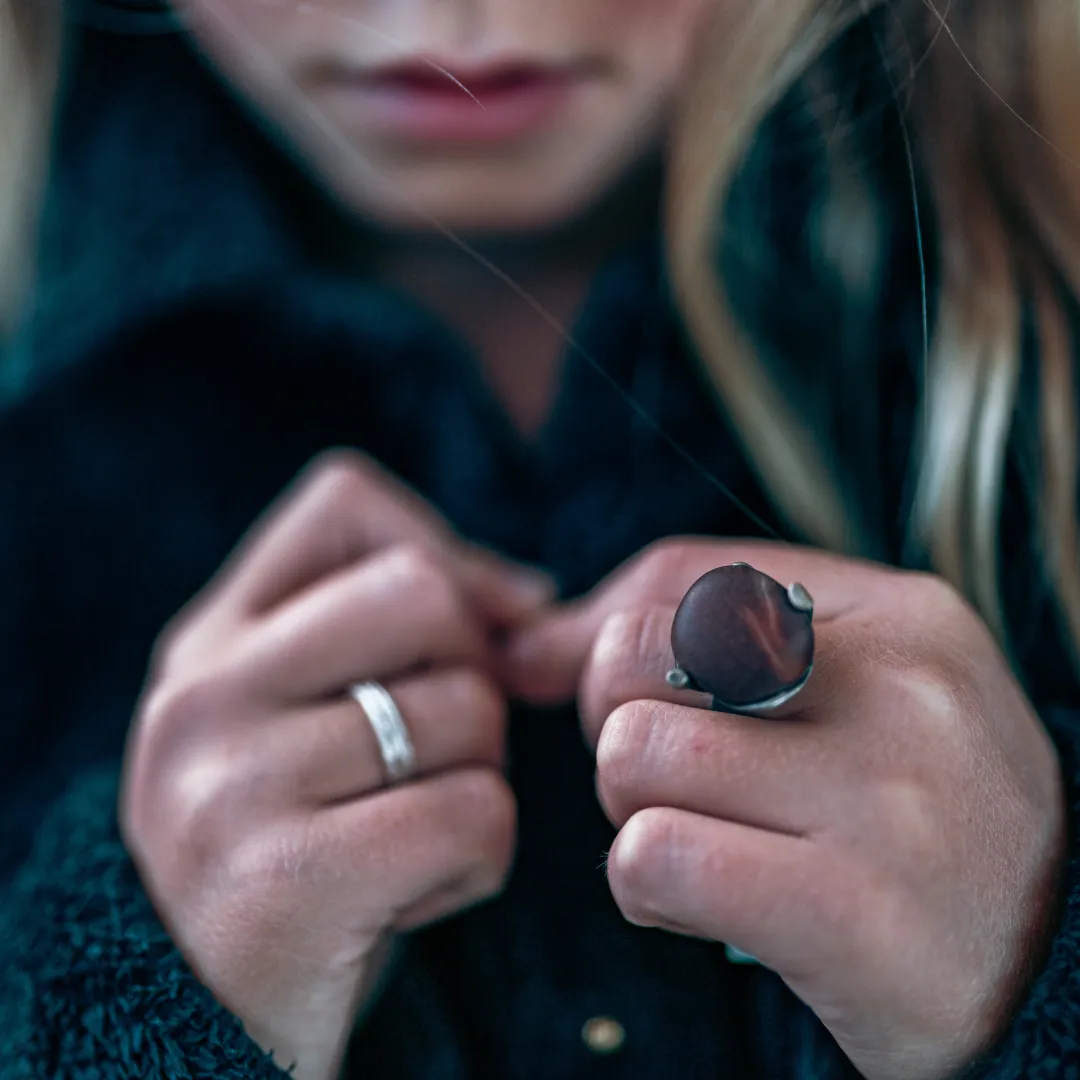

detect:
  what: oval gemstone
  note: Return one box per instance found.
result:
[670,564,814,708]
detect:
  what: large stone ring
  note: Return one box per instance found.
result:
[665,562,814,717]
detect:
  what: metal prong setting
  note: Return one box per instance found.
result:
[730,561,751,568]
[709,663,813,717]
[786,581,814,614]
[665,666,692,690]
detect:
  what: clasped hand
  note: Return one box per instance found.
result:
[121,454,1066,1080]
[500,538,1066,1080]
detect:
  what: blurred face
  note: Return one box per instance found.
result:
[181,0,710,233]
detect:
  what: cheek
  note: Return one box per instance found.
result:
[572,0,710,31]
[183,0,265,42]
[181,0,310,75]
[586,0,714,74]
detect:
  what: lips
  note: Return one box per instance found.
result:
[365,60,566,96]
[327,56,584,144]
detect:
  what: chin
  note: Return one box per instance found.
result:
[348,195,591,236]
[323,157,636,237]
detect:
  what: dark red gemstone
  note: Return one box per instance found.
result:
[671,564,814,708]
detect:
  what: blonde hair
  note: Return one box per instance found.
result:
[0,0,60,336]
[3,0,1079,675]
[668,0,1080,674]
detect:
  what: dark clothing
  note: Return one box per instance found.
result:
[2,22,1080,1080]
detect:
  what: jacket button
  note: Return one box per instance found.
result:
[581,1016,626,1055]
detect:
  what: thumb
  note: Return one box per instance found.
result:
[495,597,609,705]
[451,545,558,628]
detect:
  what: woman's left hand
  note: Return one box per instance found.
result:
[499,538,1067,1080]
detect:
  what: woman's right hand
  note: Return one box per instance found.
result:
[119,451,553,1080]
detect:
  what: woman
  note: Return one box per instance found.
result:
[1,0,1077,1077]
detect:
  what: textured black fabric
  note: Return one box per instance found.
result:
[2,20,1080,1080]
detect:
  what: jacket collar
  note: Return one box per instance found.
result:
[7,21,668,410]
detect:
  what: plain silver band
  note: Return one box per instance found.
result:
[348,681,417,785]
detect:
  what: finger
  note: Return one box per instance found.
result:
[498,538,889,704]
[239,544,493,701]
[497,540,774,703]
[453,543,557,627]
[497,601,604,706]
[211,450,554,621]
[589,602,872,832]
[595,699,831,836]
[606,805,863,978]
[575,574,866,738]
[214,451,448,613]
[246,667,507,805]
[577,605,709,747]
[577,598,850,745]
[299,767,517,932]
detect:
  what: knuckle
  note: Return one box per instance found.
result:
[582,609,667,738]
[872,645,970,741]
[301,450,393,532]
[127,673,243,840]
[298,452,382,566]
[590,610,643,682]
[170,754,243,865]
[604,607,668,678]
[637,540,682,588]
[467,672,508,730]
[905,576,992,710]
[147,616,186,677]
[147,603,213,681]
[389,546,467,639]
[138,671,234,741]
[596,701,656,805]
[915,569,962,606]
[910,571,975,631]
[904,664,965,721]
[128,737,241,881]
[635,537,697,593]
[306,448,375,499]
[445,669,507,749]
[388,541,449,595]
[606,808,674,917]
[453,770,517,881]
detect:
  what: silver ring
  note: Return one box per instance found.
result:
[666,663,814,718]
[348,681,417,785]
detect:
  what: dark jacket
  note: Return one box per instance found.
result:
[3,21,1080,1080]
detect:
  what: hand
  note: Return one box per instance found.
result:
[500,537,1067,1080]
[119,451,553,1080]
